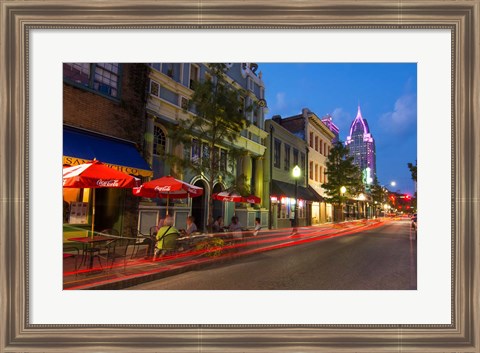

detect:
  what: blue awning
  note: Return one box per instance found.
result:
[63,126,152,177]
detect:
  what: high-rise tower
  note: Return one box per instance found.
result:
[345,106,376,184]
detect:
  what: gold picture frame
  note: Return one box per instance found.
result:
[1,0,479,352]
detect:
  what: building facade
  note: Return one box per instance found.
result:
[264,119,317,229]
[345,106,377,184]
[139,63,268,233]
[273,108,335,224]
[62,63,152,240]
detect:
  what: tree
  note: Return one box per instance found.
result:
[162,64,251,230]
[407,160,417,210]
[407,161,417,182]
[322,142,364,221]
[369,177,387,217]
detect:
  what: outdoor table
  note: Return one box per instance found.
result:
[68,235,113,269]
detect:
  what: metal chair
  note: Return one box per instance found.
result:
[153,232,180,260]
[98,237,132,272]
[80,228,118,269]
[130,226,156,259]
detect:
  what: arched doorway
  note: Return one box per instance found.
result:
[191,179,207,231]
[212,183,224,222]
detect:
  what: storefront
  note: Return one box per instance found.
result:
[63,126,152,240]
[269,180,322,229]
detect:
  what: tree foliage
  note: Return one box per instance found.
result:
[162,63,251,227]
[407,161,417,182]
[321,142,364,206]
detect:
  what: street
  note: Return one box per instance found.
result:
[127,219,416,290]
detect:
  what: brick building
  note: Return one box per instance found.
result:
[62,63,152,240]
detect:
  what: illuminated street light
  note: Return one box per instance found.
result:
[390,181,396,187]
[340,186,347,222]
[291,165,301,235]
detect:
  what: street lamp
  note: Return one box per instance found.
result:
[390,181,396,187]
[358,193,366,219]
[340,186,346,222]
[292,165,301,235]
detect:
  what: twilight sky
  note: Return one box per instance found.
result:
[259,63,417,195]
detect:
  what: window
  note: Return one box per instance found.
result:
[324,168,328,183]
[239,96,245,116]
[301,153,306,173]
[327,146,330,156]
[293,149,299,166]
[284,144,291,171]
[189,64,199,89]
[309,132,314,148]
[180,96,189,110]
[202,143,210,161]
[165,63,174,77]
[220,149,227,172]
[324,142,327,155]
[191,139,200,163]
[153,125,166,156]
[64,63,120,98]
[274,139,281,168]
[309,161,313,179]
[149,80,160,97]
[319,166,323,183]
[315,164,318,182]
[315,136,319,151]
[319,139,323,154]
[247,77,254,91]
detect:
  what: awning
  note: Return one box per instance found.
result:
[271,180,324,202]
[63,126,153,177]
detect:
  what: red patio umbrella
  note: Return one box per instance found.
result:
[63,160,138,236]
[212,191,244,203]
[132,175,203,215]
[243,195,261,204]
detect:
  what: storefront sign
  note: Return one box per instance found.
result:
[63,156,152,177]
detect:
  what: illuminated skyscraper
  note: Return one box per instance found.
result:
[345,106,376,184]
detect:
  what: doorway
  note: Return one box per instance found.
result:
[191,179,207,231]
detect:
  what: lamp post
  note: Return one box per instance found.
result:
[292,165,301,235]
[358,193,366,219]
[340,186,346,222]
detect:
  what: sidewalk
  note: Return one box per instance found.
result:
[63,218,386,290]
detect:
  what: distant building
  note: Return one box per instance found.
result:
[271,108,335,224]
[345,106,376,184]
[321,114,340,144]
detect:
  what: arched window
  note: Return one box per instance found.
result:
[153,125,166,156]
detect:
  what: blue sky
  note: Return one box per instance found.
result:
[259,63,417,195]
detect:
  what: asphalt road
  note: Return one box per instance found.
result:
[127,219,417,290]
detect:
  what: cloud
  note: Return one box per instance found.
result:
[331,108,352,138]
[378,94,417,135]
[275,92,287,110]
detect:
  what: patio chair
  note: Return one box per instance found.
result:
[130,226,156,259]
[98,237,132,272]
[153,231,180,260]
[79,228,118,269]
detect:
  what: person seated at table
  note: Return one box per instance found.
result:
[253,217,261,236]
[180,216,198,237]
[228,216,243,239]
[154,215,179,260]
[211,216,224,233]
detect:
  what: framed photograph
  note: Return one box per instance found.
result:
[1,0,479,352]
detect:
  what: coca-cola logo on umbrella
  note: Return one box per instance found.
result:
[96,179,120,187]
[155,186,172,192]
